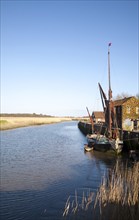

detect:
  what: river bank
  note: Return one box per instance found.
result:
[0,116,74,130]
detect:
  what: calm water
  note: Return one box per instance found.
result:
[0,121,118,220]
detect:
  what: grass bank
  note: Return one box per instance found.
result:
[0,116,73,130]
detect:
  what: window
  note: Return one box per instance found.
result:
[126,106,130,114]
[136,107,139,114]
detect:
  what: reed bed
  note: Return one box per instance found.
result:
[63,189,95,217]
[0,116,72,130]
[95,161,139,220]
[63,162,139,220]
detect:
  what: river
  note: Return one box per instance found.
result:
[0,121,120,220]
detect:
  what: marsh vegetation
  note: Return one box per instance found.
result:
[0,116,73,130]
[63,161,139,220]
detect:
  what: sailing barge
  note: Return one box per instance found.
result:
[81,43,139,153]
[96,43,123,153]
[79,121,139,151]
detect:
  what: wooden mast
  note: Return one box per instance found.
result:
[99,43,117,138]
[108,43,112,136]
[99,43,120,141]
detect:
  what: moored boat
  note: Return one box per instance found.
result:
[84,144,94,152]
[84,43,123,154]
[97,43,123,154]
[87,133,111,152]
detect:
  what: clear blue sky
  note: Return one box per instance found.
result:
[1,0,138,116]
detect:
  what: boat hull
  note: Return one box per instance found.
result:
[93,143,111,152]
[87,135,112,152]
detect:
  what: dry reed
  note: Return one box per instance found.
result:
[63,162,139,220]
[0,116,72,130]
[95,161,139,220]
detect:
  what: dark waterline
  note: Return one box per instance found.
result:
[0,121,119,220]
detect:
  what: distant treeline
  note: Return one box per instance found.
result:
[0,113,53,117]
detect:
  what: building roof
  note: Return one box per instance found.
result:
[92,111,105,118]
[113,96,135,107]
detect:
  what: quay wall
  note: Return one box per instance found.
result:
[78,121,139,150]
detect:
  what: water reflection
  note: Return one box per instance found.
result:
[84,150,117,167]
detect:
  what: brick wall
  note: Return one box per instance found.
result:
[122,97,139,120]
[122,97,139,130]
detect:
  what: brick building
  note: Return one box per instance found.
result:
[113,96,139,131]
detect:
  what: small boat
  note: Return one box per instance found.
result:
[84,144,94,152]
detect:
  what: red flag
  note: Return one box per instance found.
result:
[108,42,112,46]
